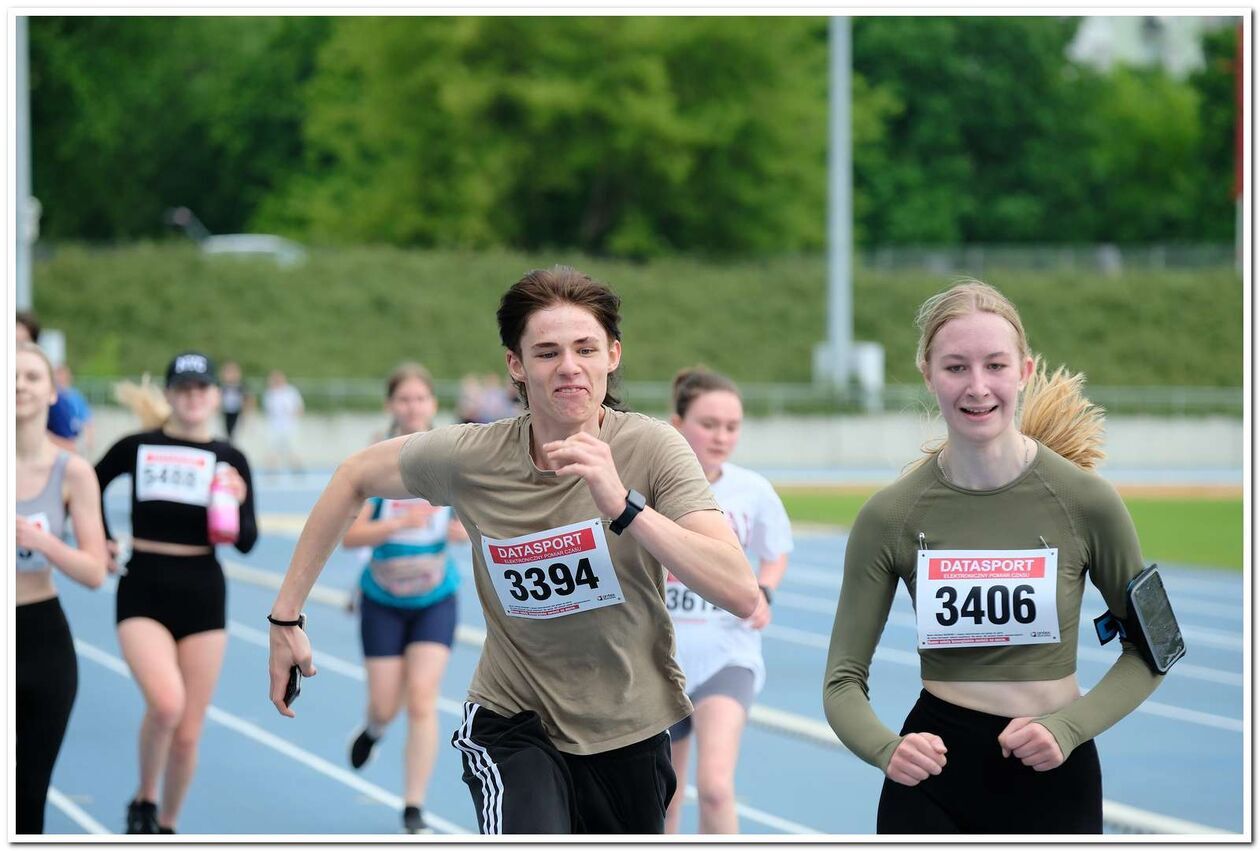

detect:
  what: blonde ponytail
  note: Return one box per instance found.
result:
[1018,356,1105,471]
[114,374,171,430]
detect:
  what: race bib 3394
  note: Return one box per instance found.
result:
[480,519,625,619]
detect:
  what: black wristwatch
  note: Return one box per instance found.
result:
[759,584,774,606]
[609,489,647,535]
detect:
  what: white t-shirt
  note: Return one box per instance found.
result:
[263,384,303,434]
[667,462,793,695]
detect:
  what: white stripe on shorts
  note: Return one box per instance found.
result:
[453,701,505,834]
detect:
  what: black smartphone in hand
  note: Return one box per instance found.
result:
[283,613,307,707]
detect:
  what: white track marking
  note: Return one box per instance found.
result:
[72,639,469,835]
[46,787,111,835]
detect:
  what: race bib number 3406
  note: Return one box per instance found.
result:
[480,519,626,619]
[915,547,1060,649]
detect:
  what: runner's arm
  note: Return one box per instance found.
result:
[268,436,416,716]
[341,501,395,548]
[41,455,109,588]
[270,436,414,619]
[629,507,760,617]
[1031,481,1164,759]
[823,502,906,771]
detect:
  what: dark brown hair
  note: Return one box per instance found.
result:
[496,266,623,409]
[16,310,41,342]
[671,366,741,419]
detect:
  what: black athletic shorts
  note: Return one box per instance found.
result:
[452,701,677,834]
[116,550,226,640]
[876,689,1103,834]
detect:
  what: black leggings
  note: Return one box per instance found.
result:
[16,598,79,834]
[876,690,1102,835]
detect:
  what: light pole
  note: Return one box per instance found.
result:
[824,15,852,392]
[16,15,34,311]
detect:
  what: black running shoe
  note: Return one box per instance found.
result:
[348,726,379,770]
[126,799,159,834]
[403,805,433,834]
[158,826,176,834]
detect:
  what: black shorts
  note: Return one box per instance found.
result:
[452,702,676,834]
[116,550,226,640]
[876,689,1103,834]
[359,592,457,658]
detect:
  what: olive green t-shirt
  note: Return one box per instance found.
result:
[823,442,1163,769]
[400,406,720,755]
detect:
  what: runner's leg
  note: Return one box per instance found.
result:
[159,629,227,829]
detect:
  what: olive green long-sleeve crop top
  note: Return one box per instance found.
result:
[822,442,1164,771]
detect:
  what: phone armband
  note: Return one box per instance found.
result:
[1093,565,1185,674]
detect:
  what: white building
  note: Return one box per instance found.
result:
[1068,15,1238,79]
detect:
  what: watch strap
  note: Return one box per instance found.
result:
[610,489,646,535]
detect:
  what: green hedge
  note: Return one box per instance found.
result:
[34,242,1243,389]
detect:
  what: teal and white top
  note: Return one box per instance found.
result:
[359,497,459,609]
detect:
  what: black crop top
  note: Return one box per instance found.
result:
[95,429,258,553]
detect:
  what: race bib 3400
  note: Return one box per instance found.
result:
[915,547,1060,649]
[480,519,625,619]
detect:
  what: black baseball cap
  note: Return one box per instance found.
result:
[165,351,218,388]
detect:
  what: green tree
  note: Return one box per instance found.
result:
[852,16,1089,243]
[1071,67,1204,242]
[1185,22,1240,242]
[257,17,833,256]
[30,16,328,239]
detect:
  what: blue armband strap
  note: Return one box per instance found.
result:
[1093,610,1127,645]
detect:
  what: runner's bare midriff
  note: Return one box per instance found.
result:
[924,673,1080,719]
[132,537,213,556]
[16,571,57,607]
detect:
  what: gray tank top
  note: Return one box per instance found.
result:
[17,451,70,572]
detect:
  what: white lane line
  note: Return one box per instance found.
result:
[227,621,819,835]
[205,709,470,835]
[47,787,111,835]
[227,561,1246,735]
[1179,625,1245,651]
[761,624,1243,734]
[224,559,1232,835]
[678,785,819,835]
[1130,701,1245,732]
[72,639,469,835]
[1101,800,1233,836]
[1165,598,1244,620]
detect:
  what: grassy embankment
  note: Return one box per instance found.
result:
[778,487,1243,571]
[35,243,1243,394]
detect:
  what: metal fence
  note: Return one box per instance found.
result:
[76,376,1242,418]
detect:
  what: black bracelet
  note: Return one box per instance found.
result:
[759,584,774,606]
[267,613,304,627]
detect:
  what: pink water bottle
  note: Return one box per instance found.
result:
[207,462,240,545]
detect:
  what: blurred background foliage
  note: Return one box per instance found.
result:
[30,16,1239,254]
